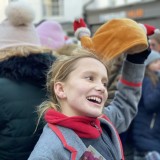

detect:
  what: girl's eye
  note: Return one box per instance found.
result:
[85,76,94,81]
[103,82,108,88]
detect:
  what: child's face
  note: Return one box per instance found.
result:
[56,57,108,117]
[149,39,160,53]
[148,59,160,72]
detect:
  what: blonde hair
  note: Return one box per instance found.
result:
[0,45,53,61]
[145,66,159,86]
[55,44,79,56]
[37,47,108,121]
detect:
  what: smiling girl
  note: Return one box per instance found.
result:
[28,47,148,160]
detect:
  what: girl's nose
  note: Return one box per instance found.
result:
[94,83,106,93]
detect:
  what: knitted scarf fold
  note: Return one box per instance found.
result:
[45,109,102,138]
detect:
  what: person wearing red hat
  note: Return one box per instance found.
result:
[138,23,160,53]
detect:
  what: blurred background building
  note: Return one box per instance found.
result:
[84,0,160,34]
[1,0,160,36]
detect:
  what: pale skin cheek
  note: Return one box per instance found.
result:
[149,65,159,71]
[78,88,89,98]
[79,86,89,92]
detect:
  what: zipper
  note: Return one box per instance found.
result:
[150,113,157,129]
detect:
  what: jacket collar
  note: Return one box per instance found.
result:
[48,115,124,160]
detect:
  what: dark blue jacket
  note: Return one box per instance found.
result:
[0,52,56,160]
[131,76,160,152]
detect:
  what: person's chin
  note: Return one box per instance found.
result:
[88,112,102,118]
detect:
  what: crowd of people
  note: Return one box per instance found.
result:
[0,1,160,160]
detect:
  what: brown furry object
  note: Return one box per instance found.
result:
[55,44,79,56]
[105,54,125,106]
[0,46,54,61]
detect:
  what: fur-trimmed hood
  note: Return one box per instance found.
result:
[0,52,56,87]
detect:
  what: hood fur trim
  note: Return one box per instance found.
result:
[0,53,56,87]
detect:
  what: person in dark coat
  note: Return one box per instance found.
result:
[130,50,160,160]
[0,1,56,160]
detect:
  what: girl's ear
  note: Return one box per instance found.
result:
[54,82,66,99]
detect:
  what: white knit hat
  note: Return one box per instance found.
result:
[0,0,40,50]
[145,50,160,66]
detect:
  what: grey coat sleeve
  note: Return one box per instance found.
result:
[103,60,145,133]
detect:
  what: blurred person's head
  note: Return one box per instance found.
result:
[145,50,160,72]
[145,50,160,85]
[149,33,160,53]
[0,0,52,61]
[36,20,65,50]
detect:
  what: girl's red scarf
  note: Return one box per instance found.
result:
[45,109,102,139]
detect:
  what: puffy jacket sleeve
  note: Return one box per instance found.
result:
[0,107,5,128]
[0,83,8,129]
[103,60,145,133]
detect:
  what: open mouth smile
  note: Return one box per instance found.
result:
[87,96,102,104]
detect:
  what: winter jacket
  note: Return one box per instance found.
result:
[131,76,160,152]
[28,60,145,160]
[0,52,56,160]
